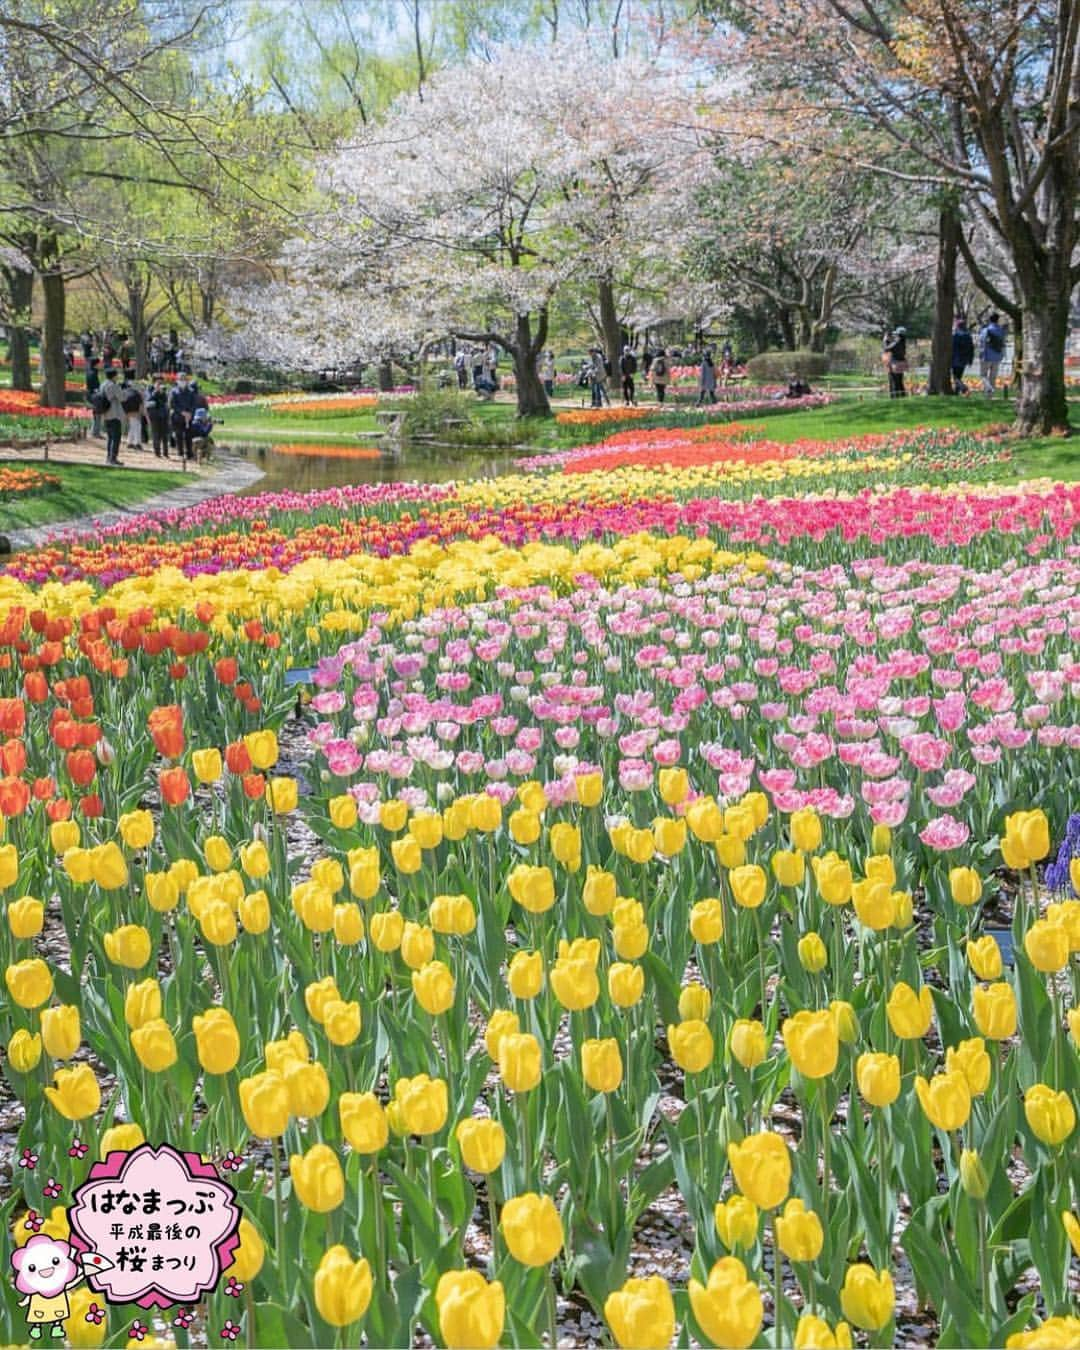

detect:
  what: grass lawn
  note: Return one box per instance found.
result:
[0,461,189,531]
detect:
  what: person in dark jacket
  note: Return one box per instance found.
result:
[85,358,103,438]
[146,378,171,457]
[170,375,198,459]
[619,347,638,406]
[883,326,907,398]
[951,316,975,394]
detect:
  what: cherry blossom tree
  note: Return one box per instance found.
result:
[215,44,722,415]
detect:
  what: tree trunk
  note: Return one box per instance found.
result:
[4,267,33,391]
[1015,300,1070,435]
[597,276,621,394]
[512,311,551,418]
[928,205,959,394]
[39,264,66,409]
[129,287,149,379]
[809,264,837,353]
[378,361,394,391]
[778,309,796,350]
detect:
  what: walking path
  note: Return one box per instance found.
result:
[5,449,264,551]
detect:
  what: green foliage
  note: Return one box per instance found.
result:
[745,350,829,381]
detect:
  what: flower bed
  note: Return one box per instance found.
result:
[0,414,1077,1349]
[0,389,89,421]
[0,466,60,498]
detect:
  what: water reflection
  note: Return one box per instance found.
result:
[220,441,522,495]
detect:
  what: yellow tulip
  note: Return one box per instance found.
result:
[856,1052,900,1108]
[727,1131,791,1209]
[973,981,1017,1040]
[690,897,724,944]
[498,1032,542,1093]
[290,1143,345,1212]
[688,1256,763,1350]
[730,864,766,909]
[886,982,933,1039]
[582,1038,623,1093]
[945,1038,990,1097]
[393,1073,448,1134]
[730,1019,767,1069]
[41,1005,80,1060]
[966,935,1002,981]
[45,1063,101,1120]
[914,1071,971,1131]
[5,957,53,1008]
[239,1070,290,1138]
[507,950,544,999]
[668,1019,713,1074]
[776,1198,824,1262]
[340,1092,388,1154]
[412,960,455,1016]
[1025,1083,1076,1146]
[714,1194,759,1250]
[501,1192,564,1265]
[605,1275,676,1350]
[8,1028,41,1072]
[314,1245,372,1327]
[782,1009,839,1079]
[456,1117,505,1173]
[436,1270,505,1350]
[131,1019,178,1073]
[840,1264,894,1332]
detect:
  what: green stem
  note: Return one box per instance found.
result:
[270,1137,284,1274]
[773,1213,784,1349]
[487,1184,500,1277]
[819,1090,831,1225]
[518,1094,533,1189]
[546,1271,558,1348]
[876,1109,890,1267]
[371,1160,387,1286]
[755,907,767,1014]
[605,1094,619,1242]
[976,1197,990,1316]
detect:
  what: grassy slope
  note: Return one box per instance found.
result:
[0,461,189,530]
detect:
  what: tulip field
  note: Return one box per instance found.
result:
[3,415,1080,1349]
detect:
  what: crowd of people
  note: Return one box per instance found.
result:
[85,363,212,466]
[578,341,746,409]
[882,313,1008,398]
[65,329,193,377]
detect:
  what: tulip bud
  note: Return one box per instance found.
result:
[959,1149,989,1199]
[797,931,827,973]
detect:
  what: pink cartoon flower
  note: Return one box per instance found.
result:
[225,1276,244,1297]
[68,1138,89,1159]
[18,1148,38,1170]
[174,1309,195,1330]
[130,1320,148,1341]
[220,1319,241,1340]
[42,1178,62,1199]
[85,1303,106,1326]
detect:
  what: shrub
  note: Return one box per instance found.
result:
[746,350,829,382]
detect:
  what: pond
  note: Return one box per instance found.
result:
[219,440,524,495]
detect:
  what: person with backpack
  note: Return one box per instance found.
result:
[650,349,670,404]
[883,326,908,397]
[589,348,610,408]
[170,373,198,459]
[120,375,144,449]
[85,358,103,437]
[98,368,124,466]
[951,316,975,394]
[146,378,171,457]
[619,346,638,406]
[979,312,1006,394]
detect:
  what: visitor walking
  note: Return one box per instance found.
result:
[121,375,144,449]
[979,312,1006,394]
[146,378,171,457]
[98,368,124,466]
[883,326,908,398]
[951,316,975,394]
[589,348,610,408]
[650,349,670,404]
[619,346,637,406]
[85,358,103,437]
[539,349,555,398]
[697,349,718,404]
[454,349,468,389]
[170,373,198,460]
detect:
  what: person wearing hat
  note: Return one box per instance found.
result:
[883,325,908,398]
